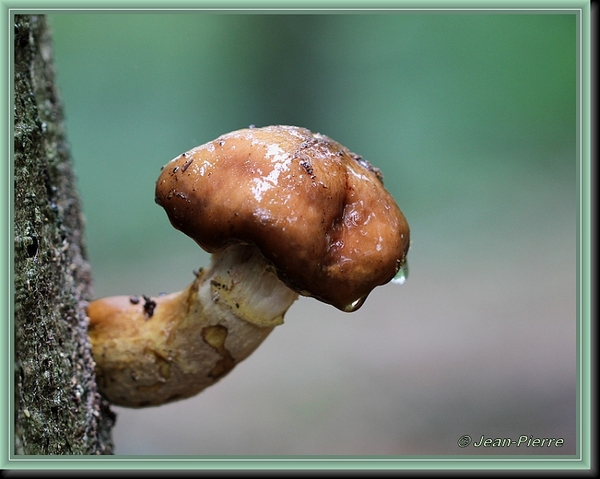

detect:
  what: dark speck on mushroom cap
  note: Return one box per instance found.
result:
[155,125,410,312]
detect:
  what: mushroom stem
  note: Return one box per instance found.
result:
[87,244,298,407]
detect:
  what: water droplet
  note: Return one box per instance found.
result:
[391,260,409,285]
[342,296,367,312]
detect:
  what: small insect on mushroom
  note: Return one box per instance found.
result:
[87,125,410,408]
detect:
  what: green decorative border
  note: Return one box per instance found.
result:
[1,0,592,471]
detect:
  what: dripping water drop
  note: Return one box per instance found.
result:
[342,296,367,313]
[391,260,409,285]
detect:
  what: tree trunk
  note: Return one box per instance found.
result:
[13,14,115,455]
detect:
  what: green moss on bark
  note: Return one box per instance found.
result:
[13,14,115,455]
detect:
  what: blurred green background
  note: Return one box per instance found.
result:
[48,12,577,455]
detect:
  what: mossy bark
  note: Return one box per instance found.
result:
[13,14,115,455]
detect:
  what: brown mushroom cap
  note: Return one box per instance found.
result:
[155,125,409,312]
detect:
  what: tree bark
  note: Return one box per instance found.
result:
[13,14,115,454]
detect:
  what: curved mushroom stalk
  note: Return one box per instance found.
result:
[88,244,298,408]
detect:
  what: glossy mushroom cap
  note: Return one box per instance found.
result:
[155,125,409,312]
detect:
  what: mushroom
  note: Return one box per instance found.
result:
[87,125,410,407]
